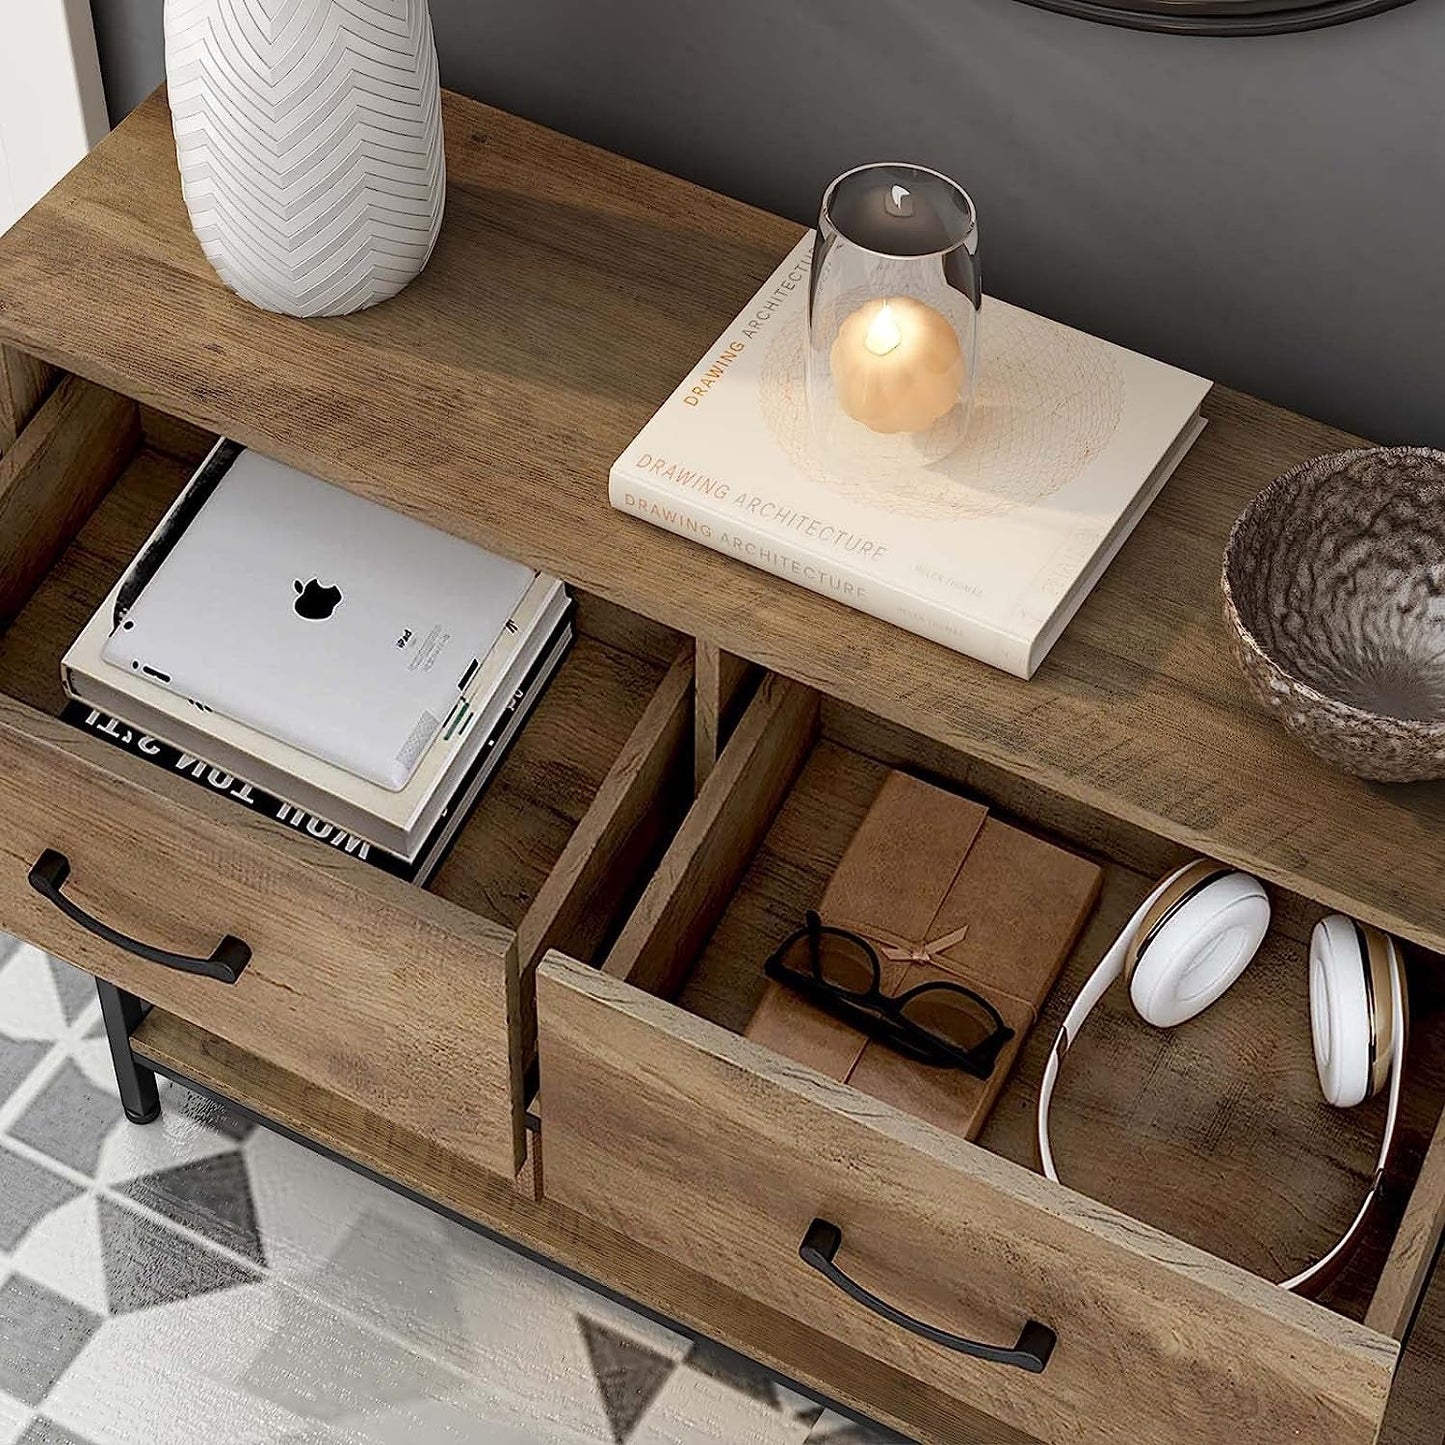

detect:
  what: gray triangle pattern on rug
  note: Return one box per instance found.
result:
[118,1152,266,1267]
[578,1316,677,1442]
[19,1419,98,1445]
[9,1060,120,1176]
[685,1336,783,1412]
[686,1336,830,1430]
[44,959,93,1026]
[0,1031,48,1106]
[98,1197,258,1314]
[0,1145,82,1252]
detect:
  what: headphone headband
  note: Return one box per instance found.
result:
[1036,860,1405,1296]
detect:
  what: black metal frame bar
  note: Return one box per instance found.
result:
[94,990,882,1437]
[96,979,160,1124]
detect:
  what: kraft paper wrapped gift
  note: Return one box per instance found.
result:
[746,770,1102,1139]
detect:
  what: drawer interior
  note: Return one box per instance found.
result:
[596,674,1445,1334]
[0,401,694,1095]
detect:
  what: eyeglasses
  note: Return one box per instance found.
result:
[764,911,1014,1077]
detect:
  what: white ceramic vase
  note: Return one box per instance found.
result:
[164,0,446,318]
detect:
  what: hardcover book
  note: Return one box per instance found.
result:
[610,234,1211,678]
[62,620,573,884]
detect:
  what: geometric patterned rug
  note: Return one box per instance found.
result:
[0,936,906,1445]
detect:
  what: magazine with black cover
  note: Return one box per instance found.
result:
[63,621,573,886]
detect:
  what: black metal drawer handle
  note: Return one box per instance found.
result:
[799,1218,1056,1373]
[28,849,251,984]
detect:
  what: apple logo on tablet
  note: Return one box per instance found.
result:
[294,578,342,620]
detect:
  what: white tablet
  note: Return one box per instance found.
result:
[103,449,534,790]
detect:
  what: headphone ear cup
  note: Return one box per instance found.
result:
[1129,872,1270,1027]
[1310,916,1377,1108]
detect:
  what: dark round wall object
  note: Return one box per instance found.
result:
[1017,0,1415,35]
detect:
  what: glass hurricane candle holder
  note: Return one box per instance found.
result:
[806,163,980,473]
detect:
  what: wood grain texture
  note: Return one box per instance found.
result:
[694,640,755,791]
[517,646,693,972]
[0,346,54,451]
[665,729,1442,1323]
[510,646,694,1074]
[677,738,885,1034]
[131,1008,1041,1445]
[0,440,702,1168]
[427,632,668,933]
[602,673,818,998]
[568,591,683,670]
[0,692,526,1172]
[1369,1104,1445,1339]
[1379,1244,1445,1445]
[0,443,1435,1411]
[978,878,1445,1323]
[822,697,1192,882]
[137,405,215,465]
[0,443,679,997]
[0,86,1440,1434]
[126,1004,1445,1445]
[0,446,183,715]
[538,952,1397,1445]
[0,374,137,623]
[0,93,1439,957]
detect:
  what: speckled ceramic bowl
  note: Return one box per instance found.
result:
[1222,447,1445,782]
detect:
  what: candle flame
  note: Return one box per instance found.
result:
[864,303,902,357]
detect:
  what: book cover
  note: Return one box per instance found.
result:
[61,700,421,880]
[64,575,567,856]
[62,619,574,885]
[610,234,1211,678]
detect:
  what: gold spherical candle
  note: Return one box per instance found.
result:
[829,296,966,435]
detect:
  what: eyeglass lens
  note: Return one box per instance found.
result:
[778,929,876,998]
[897,985,1000,1053]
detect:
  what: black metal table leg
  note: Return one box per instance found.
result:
[96,980,160,1124]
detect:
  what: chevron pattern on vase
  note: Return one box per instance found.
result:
[164,0,446,317]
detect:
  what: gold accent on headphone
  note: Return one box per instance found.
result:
[1123,861,1232,990]
[1359,921,1397,1099]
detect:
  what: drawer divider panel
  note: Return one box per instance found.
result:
[1367,1098,1445,1339]
[603,673,818,999]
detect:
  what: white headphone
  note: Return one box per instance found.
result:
[1036,858,1407,1294]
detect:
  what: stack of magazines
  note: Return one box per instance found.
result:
[61,442,571,884]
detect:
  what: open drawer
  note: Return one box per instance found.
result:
[536,674,1445,1445]
[0,394,694,1179]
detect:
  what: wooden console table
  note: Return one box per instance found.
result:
[0,87,1440,1445]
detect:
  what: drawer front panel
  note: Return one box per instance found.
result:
[536,955,1397,1445]
[0,706,525,1174]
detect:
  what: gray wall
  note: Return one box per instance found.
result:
[90,0,1445,445]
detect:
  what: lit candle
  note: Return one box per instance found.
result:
[829,296,965,435]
